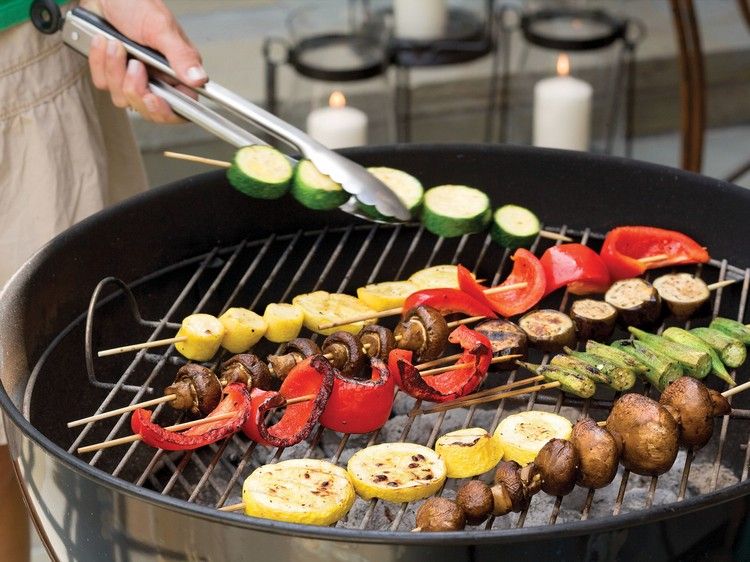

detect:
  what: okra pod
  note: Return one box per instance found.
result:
[662,327,736,386]
[628,326,711,379]
[611,339,683,391]
[585,340,649,375]
[564,347,637,391]
[690,327,746,369]
[709,317,750,345]
[517,362,596,398]
[550,354,611,385]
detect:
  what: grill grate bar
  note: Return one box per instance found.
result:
[395,225,425,281]
[313,225,354,292]
[187,439,233,502]
[221,235,275,314]
[251,230,304,309]
[677,449,695,501]
[367,224,402,284]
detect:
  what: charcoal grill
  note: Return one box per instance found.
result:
[2,144,750,561]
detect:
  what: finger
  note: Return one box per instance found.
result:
[143,93,184,124]
[122,59,151,115]
[145,22,207,87]
[88,35,107,90]
[104,39,128,108]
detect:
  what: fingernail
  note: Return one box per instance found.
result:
[127,58,140,76]
[143,94,158,114]
[107,39,118,57]
[91,35,103,50]
[186,66,207,82]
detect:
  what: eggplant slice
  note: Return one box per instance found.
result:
[519,309,576,352]
[604,278,662,327]
[569,299,617,341]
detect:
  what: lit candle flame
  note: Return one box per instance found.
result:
[556,53,570,77]
[329,91,346,108]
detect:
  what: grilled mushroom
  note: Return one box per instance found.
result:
[164,364,222,417]
[534,438,579,497]
[415,497,466,532]
[322,331,366,378]
[455,480,494,525]
[493,461,529,512]
[394,305,449,363]
[267,338,321,380]
[708,388,731,416]
[359,324,396,361]
[606,393,679,476]
[220,354,273,390]
[659,376,719,449]
[570,417,620,489]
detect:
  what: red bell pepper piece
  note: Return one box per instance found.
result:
[402,287,497,319]
[600,226,710,281]
[540,243,611,296]
[130,382,250,451]
[391,325,492,403]
[242,355,334,447]
[457,250,546,317]
[319,358,394,434]
[388,348,413,388]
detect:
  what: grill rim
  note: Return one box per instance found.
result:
[3,143,750,546]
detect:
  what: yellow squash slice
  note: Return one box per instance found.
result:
[434,428,503,478]
[356,280,418,311]
[494,411,573,466]
[243,459,355,526]
[219,307,267,353]
[292,291,376,335]
[262,303,304,343]
[347,443,446,503]
[174,313,225,361]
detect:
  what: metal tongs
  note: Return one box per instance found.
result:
[31,4,410,222]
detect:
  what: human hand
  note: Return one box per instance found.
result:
[82,0,206,123]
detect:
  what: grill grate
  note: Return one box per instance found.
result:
[45,222,750,533]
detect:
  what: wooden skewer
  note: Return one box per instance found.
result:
[419,381,560,415]
[77,411,236,454]
[219,502,245,512]
[449,375,544,401]
[98,336,187,357]
[275,393,316,407]
[636,253,669,265]
[67,394,177,428]
[721,380,750,398]
[707,279,737,291]
[597,420,607,427]
[538,231,573,242]
[163,151,231,168]
[418,354,522,377]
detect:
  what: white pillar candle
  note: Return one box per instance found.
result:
[306,91,368,149]
[393,0,447,41]
[533,53,593,151]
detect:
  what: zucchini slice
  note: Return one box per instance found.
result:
[518,309,576,352]
[474,318,528,368]
[490,204,541,249]
[358,167,424,220]
[569,299,617,341]
[227,145,293,199]
[421,185,492,238]
[604,278,662,327]
[652,273,709,319]
[291,159,349,210]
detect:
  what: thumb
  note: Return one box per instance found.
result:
[151,31,207,87]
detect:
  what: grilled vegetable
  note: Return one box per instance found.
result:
[403,286,497,319]
[604,278,661,327]
[571,417,620,489]
[359,324,396,361]
[164,364,222,416]
[569,299,617,341]
[518,309,576,352]
[174,313,225,361]
[653,273,709,319]
[293,291,376,335]
[227,145,292,199]
[584,340,649,375]
[492,461,531,512]
[359,166,424,220]
[534,438,579,497]
[606,393,679,476]
[434,428,503,478]
[628,327,711,379]
[415,497,466,532]
[493,411,573,466]
[322,331,366,379]
[661,327,736,386]
[474,318,528,367]
[518,362,596,398]
[409,264,462,289]
[346,442,447,502]
[611,339,683,390]
[242,459,355,526]
[291,159,349,210]
[709,317,750,345]
[356,280,418,311]
[218,308,267,353]
[550,354,610,385]
[267,338,321,381]
[394,305,449,363]
[659,376,718,449]
[563,348,636,391]
[490,204,540,249]
[262,303,304,343]
[220,354,274,390]
[421,184,492,238]
[540,244,611,296]
[690,327,746,369]
[455,480,494,525]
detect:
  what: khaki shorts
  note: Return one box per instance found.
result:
[0,17,147,444]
